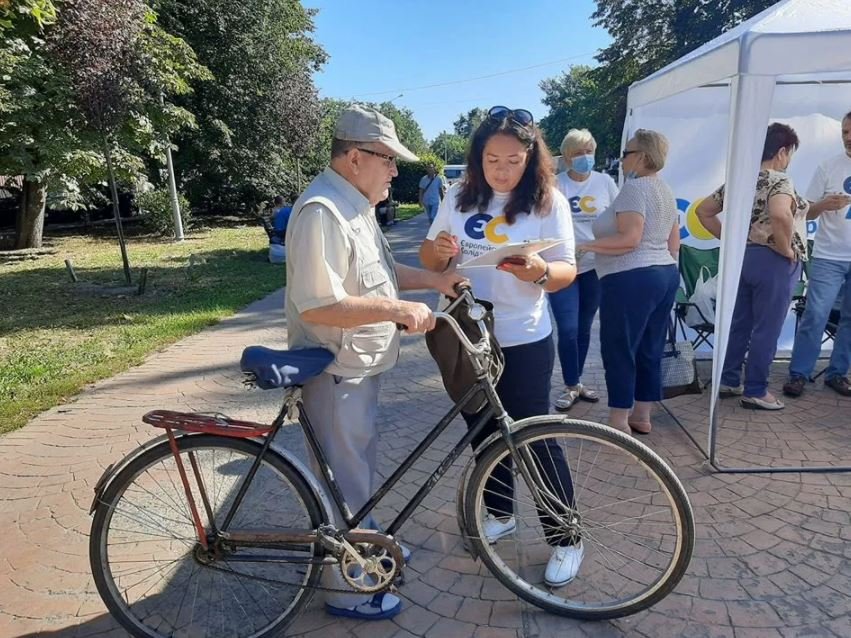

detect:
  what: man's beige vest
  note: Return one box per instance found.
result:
[285,173,400,377]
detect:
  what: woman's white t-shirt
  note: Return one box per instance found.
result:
[555,171,619,274]
[427,185,575,348]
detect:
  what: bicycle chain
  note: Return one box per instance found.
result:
[207,558,402,595]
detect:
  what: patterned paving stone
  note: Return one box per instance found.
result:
[1,212,849,638]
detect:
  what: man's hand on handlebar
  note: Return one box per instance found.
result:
[392,300,435,333]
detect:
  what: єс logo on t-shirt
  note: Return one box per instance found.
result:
[569,196,597,215]
[464,213,509,244]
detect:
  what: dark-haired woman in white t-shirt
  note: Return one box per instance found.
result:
[420,106,585,588]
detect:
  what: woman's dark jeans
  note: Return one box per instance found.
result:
[463,335,577,546]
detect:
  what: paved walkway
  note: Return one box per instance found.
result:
[1,213,850,638]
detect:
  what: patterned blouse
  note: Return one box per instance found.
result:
[710,169,809,261]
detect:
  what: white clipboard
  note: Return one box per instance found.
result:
[457,238,565,269]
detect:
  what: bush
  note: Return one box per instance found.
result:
[136,188,192,237]
[393,152,445,203]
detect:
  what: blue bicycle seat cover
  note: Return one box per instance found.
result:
[240,346,334,389]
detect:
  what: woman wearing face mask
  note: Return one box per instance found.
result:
[420,106,584,587]
[695,122,809,410]
[550,129,619,412]
[577,129,680,434]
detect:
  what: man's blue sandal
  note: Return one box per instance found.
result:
[326,592,402,620]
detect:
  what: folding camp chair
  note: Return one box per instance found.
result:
[675,245,720,350]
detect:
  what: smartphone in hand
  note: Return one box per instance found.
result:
[497,255,527,269]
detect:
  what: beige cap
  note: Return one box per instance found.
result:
[335,104,419,163]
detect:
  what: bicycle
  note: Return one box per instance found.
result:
[88,286,695,638]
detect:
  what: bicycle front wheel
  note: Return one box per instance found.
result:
[90,434,326,638]
[464,418,694,620]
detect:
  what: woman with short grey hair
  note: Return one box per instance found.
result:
[578,129,680,434]
[550,129,619,411]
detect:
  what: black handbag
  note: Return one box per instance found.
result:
[425,296,504,415]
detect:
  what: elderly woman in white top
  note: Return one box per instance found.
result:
[550,129,619,412]
[578,129,680,434]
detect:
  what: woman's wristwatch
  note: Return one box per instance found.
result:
[533,263,550,287]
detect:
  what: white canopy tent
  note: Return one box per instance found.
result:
[623,0,851,472]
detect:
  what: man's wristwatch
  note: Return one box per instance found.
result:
[533,263,550,287]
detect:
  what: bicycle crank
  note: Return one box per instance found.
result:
[336,530,404,593]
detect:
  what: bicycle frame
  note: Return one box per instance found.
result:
[163,288,573,551]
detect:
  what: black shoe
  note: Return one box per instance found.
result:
[825,376,851,397]
[782,375,806,397]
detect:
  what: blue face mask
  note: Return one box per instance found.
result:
[624,170,639,180]
[570,153,595,174]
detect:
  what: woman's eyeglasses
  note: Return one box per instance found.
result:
[621,149,639,160]
[488,106,534,128]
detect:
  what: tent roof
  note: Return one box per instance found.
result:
[628,0,851,109]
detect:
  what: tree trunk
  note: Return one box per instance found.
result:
[14,178,47,249]
[103,137,132,285]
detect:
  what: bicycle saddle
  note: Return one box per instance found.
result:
[240,346,334,389]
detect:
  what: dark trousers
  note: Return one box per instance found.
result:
[463,335,576,546]
[599,265,680,409]
[549,270,601,386]
[721,244,801,397]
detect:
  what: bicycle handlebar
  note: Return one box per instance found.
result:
[433,286,491,356]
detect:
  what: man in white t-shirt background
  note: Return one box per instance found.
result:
[784,111,851,398]
[418,163,446,223]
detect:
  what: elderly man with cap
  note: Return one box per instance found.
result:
[285,105,466,620]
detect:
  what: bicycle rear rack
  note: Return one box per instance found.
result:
[142,410,273,438]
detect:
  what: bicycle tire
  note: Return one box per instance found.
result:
[463,418,694,620]
[90,434,326,638]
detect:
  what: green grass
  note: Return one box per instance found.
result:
[396,203,424,222]
[0,221,284,434]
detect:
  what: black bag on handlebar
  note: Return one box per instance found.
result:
[425,295,504,415]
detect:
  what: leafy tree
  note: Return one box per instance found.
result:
[430,131,467,164]
[538,65,620,161]
[49,0,152,282]
[152,0,326,211]
[453,107,488,139]
[0,0,62,249]
[538,0,779,167]
[0,0,205,249]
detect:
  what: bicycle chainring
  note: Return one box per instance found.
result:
[338,530,404,593]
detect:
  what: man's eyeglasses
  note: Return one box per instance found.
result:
[621,149,639,160]
[488,105,534,128]
[357,147,397,167]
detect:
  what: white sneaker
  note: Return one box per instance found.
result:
[545,542,584,587]
[482,514,516,543]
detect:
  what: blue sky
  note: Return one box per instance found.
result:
[306,0,612,141]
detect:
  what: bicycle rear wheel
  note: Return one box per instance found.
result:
[90,434,326,638]
[464,418,694,620]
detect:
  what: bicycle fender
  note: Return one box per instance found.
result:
[89,432,335,529]
[265,438,336,526]
[89,432,181,514]
[456,454,480,561]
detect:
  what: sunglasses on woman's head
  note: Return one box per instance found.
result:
[488,105,534,127]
